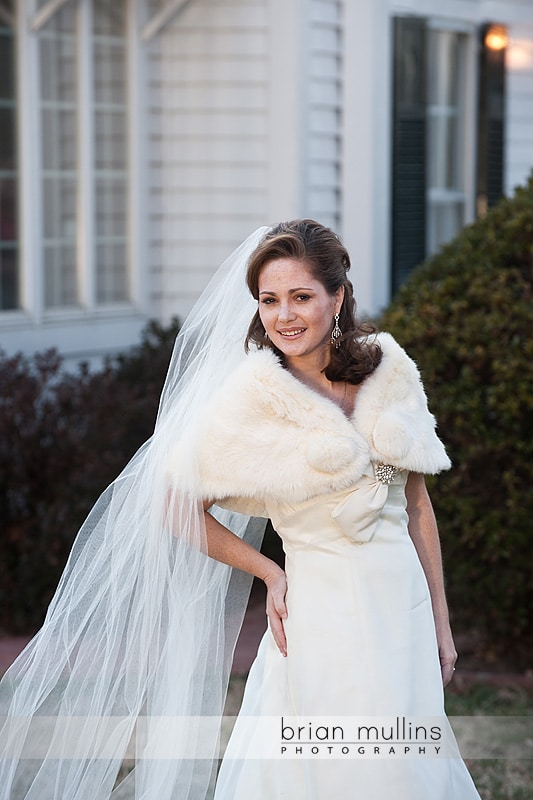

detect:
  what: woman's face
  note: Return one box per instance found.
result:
[257,258,344,366]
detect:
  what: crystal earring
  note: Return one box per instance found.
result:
[331,313,342,348]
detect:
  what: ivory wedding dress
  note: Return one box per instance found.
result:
[214,467,482,799]
[183,335,484,800]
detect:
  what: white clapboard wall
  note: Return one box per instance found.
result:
[145,0,344,323]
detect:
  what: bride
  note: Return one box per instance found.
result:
[0,220,481,799]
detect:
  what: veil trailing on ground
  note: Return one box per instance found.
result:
[0,226,270,800]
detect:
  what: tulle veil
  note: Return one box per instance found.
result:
[0,226,271,799]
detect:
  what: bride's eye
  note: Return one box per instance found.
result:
[296,294,311,301]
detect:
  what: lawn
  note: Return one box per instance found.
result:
[221,676,533,800]
[444,682,532,800]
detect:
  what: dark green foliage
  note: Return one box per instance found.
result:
[0,318,180,633]
[379,175,533,666]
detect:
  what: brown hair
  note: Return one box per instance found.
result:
[245,219,381,384]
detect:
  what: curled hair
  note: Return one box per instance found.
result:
[245,219,381,384]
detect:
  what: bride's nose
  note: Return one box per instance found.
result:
[277,301,296,323]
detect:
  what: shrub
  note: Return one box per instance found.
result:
[0,318,180,633]
[379,174,533,666]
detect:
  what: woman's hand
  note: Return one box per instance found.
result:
[437,623,458,687]
[405,474,457,687]
[201,506,289,656]
[264,569,288,657]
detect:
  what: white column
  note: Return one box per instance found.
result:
[127,0,149,313]
[17,0,43,321]
[505,22,533,195]
[341,0,391,318]
[267,0,308,223]
[77,0,95,310]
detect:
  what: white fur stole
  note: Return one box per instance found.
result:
[168,333,451,516]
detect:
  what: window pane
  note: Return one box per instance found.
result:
[40,34,76,103]
[94,0,128,305]
[0,247,18,310]
[426,30,467,257]
[93,0,125,36]
[94,40,126,105]
[0,4,19,310]
[95,177,126,238]
[428,32,460,107]
[39,8,79,308]
[41,108,77,170]
[96,242,128,303]
[0,106,16,170]
[427,115,459,190]
[0,177,17,239]
[42,177,76,239]
[427,200,464,255]
[94,109,127,170]
[0,21,15,99]
[95,177,127,303]
[44,244,78,307]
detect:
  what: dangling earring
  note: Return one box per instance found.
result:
[330,313,342,348]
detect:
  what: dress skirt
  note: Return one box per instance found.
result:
[214,468,481,799]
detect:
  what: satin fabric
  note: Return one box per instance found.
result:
[214,466,481,799]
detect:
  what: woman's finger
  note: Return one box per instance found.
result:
[268,611,287,656]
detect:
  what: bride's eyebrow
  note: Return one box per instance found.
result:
[259,287,314,296]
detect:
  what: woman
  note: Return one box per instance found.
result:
[172,220,481,798]
[0,221,480,799]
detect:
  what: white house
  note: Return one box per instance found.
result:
[1,0,532,363]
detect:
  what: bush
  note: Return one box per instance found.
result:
[379,175,533,667]
[0,319,180,633]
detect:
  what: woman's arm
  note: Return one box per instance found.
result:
[405,472,457,686]
[203,503,288,657]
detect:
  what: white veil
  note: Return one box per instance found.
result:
[0,226,271,799]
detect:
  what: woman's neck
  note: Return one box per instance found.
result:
[285,350,331,388]
[287,355,348,408]
[285,353,359,417]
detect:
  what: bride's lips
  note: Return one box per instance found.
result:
[278,328,306,339]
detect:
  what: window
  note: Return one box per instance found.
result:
[93,0,128,304]
[426,29,468,255]
[7,0,133,314]
[38,0,129,310]
[0,0,18,310]
[39,1,78,307]
[391,18,480,291]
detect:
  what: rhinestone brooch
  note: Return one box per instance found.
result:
[375,463,398,485]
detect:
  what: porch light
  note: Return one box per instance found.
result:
[484,24,508,51]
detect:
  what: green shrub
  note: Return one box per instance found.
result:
[0,319,180,633]
[379,174,533,666]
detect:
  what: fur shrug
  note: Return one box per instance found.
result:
[169,332,451,517]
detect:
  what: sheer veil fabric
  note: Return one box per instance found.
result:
[0,227,270,800]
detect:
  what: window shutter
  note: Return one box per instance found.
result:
[476,24,506,213]
[391,16,427,293]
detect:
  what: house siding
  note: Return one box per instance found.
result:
[505,24,533,194]
[146,0,270,323]
[306,0,343,228]
[2,0,532,362]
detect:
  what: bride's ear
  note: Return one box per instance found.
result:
[334,285,345,314]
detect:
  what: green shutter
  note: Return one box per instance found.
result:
[391,16,427,293]
[477,24,506,212]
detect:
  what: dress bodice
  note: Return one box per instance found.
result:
[266,462,408,552]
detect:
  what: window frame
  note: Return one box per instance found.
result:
[0,4,19,311]
[390,15,478,291]
[2,0,147,327]
[425,18,477,256]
